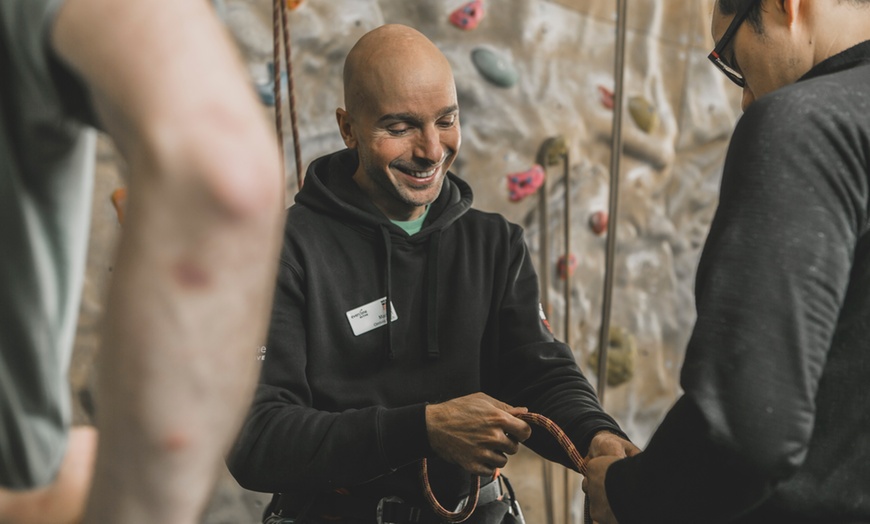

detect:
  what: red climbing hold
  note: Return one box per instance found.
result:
[598,85,615,110]
[589,210,608,236]
[507,164,545,202]
[449,0,485,30]
[558,254,578,280]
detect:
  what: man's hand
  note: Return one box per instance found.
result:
[588,431,640,460]
[426,393,533,476]
[581,432,638,524]
[583,455,623,524]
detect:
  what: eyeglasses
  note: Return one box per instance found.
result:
[708,1,757,87]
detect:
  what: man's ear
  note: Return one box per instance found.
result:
[778,0,802,29]
[336,108,357,149]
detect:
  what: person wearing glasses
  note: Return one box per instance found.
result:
[582,0,870,523]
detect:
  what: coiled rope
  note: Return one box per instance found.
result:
[421,412,589,523]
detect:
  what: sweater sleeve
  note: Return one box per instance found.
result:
[226,254,430,494]
[493,226,627,466]
[605,85,868,522]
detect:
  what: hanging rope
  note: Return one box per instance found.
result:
[272,0,304,189]
[421,412,590,523]
[597,0,629,406]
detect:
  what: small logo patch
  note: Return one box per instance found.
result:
[539,303,553,334]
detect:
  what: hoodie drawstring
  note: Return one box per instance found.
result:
[380,225,395,361]
[379,225,443,362]
[426,230,442,359]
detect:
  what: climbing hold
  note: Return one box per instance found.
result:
[598,85,615,110]
[589,210,608,236]
[111,187,127,225]
[471,47,518,88]
[537,136,567,167]
[507,164,546,202]
[557,253,578,280]
[449,0,484,30]
[286,0,303,9]
[628,96,658,133]
[587,325,637,387]
[256,62,287,107]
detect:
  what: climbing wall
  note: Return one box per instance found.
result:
[70,1,743,522]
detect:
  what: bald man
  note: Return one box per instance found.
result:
[228,25,637,524]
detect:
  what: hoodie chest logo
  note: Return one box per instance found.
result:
[346,297,399,336]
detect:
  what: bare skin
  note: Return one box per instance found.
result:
[337,24,460,221]
[339,24,639,478]
[0,427,97,524]
[583,1,870,522]
[31,0,285,522]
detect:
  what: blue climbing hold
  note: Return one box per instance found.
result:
[471,47,518,88]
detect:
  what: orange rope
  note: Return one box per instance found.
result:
[271,0,283,173]
[272,0,304,189]
[421,412,588,523]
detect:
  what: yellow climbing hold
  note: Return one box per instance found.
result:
[628,96,658,134]
[587,325,637,387]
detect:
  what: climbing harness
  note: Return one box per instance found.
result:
[421,412,590,523]
[271,0,304,189]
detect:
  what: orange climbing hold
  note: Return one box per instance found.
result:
[111,187,127,225]
[589,210,608,236]
[557,253,578,280]
[286,0,303,9]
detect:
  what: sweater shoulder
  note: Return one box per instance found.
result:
[739,65,870,138]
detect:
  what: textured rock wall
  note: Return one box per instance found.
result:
[71,1,742,522]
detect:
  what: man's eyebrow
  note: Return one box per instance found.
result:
[376,105,459,125]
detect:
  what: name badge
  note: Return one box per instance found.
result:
[346,297,398,336]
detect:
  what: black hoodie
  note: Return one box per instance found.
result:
[228,149,624,514]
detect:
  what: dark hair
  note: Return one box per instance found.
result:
[717,0,870,32]
[716,0,764,32]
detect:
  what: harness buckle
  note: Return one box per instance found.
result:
[377,496,421,524]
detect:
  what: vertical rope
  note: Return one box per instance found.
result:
[598,0,629,407]
[562,150,571,524]
[272,0,284,175]
[279,0,304,189]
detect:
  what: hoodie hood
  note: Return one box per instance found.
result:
[295,149,473,361]
[296,148,472,239]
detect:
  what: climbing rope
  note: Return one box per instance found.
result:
[421,412,589,523]
[272,0,304,189]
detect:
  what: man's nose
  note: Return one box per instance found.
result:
[414,125,444,165]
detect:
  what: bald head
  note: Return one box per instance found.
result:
[343,24,455,116]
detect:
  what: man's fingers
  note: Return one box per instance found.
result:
[502,416,532,442]
[492,434,521,456]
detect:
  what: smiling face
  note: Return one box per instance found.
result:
[337,25,461,221]
[711,0,813,111]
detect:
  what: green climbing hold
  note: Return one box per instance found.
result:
[536,136,567,167]
[587,325,637,387]
[628,96,658,133]
[471,47,518,88]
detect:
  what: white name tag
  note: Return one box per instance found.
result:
[346,297,398,336]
